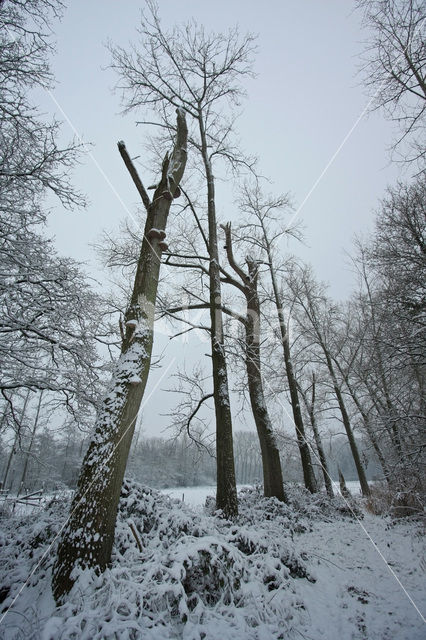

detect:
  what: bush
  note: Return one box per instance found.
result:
[366,480,425,518]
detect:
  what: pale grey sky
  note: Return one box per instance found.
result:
[41,0,405,437]
[46,0,401,296]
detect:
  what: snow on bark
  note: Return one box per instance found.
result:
[52,110,188,602]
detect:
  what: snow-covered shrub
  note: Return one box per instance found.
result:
[0,479,375,639]
[238,484,363,527]
[0,480,318,639]
[366,480,425,518]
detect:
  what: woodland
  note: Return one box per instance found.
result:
[0,1,424,638]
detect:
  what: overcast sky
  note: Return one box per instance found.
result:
[41,0,405,437]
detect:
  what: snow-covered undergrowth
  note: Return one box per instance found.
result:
[0,482,424,639]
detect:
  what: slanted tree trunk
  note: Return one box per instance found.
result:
[17,391,43,496]
[340,373,390,482]
[221,223,285,501]
[267,262,317,493]
[324,352,370,497]
[52,110,187,602]
[289,267,370,498]
[299,374,334,498]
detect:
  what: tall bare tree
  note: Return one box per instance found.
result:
[287,264,371,497]
[221,222,285,501]
[0,0,108,437]
[110,2,256,516]
[344,178,425,492]
[238,185,318,493]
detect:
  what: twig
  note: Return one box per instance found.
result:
[128,521,143,552]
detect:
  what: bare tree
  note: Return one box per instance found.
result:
[220,222,285,501]
[344,179,426,492]
[237,185,318,493]
[52,110,188,602]
[109,2,257,516]
[0,0,110,437]
[287,264,371,496]
[357,0,426,165]
[0,231,107,424]
[0,0,84,209]
[159,216,286,501]
[298,373,334,498]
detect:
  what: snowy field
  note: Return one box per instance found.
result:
[162,481,364,507]
[0,482,424,639]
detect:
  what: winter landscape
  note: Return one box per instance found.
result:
[0,0,425,639]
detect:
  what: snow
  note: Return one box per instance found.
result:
[161,485,217,506]
[162,481,364,507]
[295,514,425,639]
[0,482,424,639]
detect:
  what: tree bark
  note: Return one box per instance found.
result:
[52,110,187,602]
[300,374,334,498]
[324,353,370,497]
[198,115,238,518]
[266,254,317,493]
[245,294,286,501]
[221,223,285,501]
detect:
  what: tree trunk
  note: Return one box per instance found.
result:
[302,374,334,498]
[18,391,43,496]
[1,391,30,490]
[342,375,390,482]
[244,260,285,501]
[221,225,285,501]
[266,256,317,493]
[52,110,187,602]
[198,115,237,518]
[325,354,370,497]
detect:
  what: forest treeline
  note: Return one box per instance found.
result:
[0,427,381,495]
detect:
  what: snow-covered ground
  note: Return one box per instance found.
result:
[295,513,425,639]
[161,481,364,507]
[0,482,424,639]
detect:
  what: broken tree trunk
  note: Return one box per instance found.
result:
[221,223,286,502]
[52,109,187,602]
